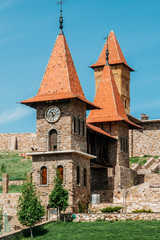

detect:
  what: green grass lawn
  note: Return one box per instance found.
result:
[12,221,160,240]
[129,155,159,166]
[0,184,23,193]
[0,151,32,181]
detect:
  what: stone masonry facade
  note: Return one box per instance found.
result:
[129,121,160,157]
[94,64,131,115]
[36,99,86,152]
[31,152,90,213]
[0,133,36,152]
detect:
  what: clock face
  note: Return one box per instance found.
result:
[45,106,61,123]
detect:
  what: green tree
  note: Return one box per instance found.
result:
[1,163,6,173]
[49,170,69,221]
[17,177,45,238]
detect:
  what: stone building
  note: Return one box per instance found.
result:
[18,11,143,212]
[0,10,160,215]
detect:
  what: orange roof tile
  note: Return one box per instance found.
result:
[21,33,98,110]
[90,31,134,71]
[87,124,117,140]
[87,65,140,129]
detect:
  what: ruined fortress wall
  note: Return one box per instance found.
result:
[0,133,36,152]
[129,121,160,157]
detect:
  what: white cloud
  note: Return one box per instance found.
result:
[0,106,34,125]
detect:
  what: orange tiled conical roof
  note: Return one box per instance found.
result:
[21,33,98,110]
[90,31,134,71]
[87,65,139,128]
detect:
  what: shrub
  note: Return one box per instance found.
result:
[78,200,89,213]
[1,163,6,173]
[101,206,123,213]
[132,209,153,213]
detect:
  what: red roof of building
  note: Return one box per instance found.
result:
[87,124,117,140]
[21,33,98,110]
[90,31,134,71]
[87,65,140,129]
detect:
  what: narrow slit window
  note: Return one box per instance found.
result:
[125,99,127,109]
[77,166,80,185]
[78,119,81,135]
[120,137,123,151]
[57,166,63,183]
[74,117,76,134]
[82,120,85,136]
[40,166,47,185]
[84,168,87,187]
[123,138,125,152]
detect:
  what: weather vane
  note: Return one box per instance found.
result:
[57,0,66,34]
[104,35,109,66]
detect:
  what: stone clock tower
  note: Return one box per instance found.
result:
[21,15,97,215]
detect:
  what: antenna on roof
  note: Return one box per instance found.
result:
[57,0,66,35]
[104,35,109,66]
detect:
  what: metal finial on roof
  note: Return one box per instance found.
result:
[57,0,66,35]
[105,35,109,66]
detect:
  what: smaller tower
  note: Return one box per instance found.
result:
[90,31,134,115]
[87,42,140,188]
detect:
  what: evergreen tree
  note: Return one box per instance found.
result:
[49,170,69,221]
[17,177,45,238]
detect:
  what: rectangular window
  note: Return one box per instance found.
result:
[74,117,76,134]
[82,120,85,136]
[84,168,87,187]
[77,166,80,185]
[126,139,128,153]
[123,138,125,152]
[120,137,123,151]
[78,119,81,135]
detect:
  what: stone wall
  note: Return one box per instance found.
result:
[74,212,160,222]
[32,151,90,213]
[0,193,20,217]
[129,121,160,157]
[113,180,160,213]
[36,99,87,152]
[0,180,24,186]
[0,133,36,152]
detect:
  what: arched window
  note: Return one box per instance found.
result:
[84,168,87,187]
[74,117,76,134]
[77,166,80,185]
[78,119,81,135]
[40,166,47,185]
[57,165,63,183]
[49,129,57,151]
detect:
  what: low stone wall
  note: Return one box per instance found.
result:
[74,212,160,222]
[0,133,36,152]
[0,193,20,216]
[129,123,160,157]
[0,180,24,186]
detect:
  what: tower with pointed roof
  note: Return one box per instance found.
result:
[87,40,140,187]
[90,31,134,115]
[21,8,98,214]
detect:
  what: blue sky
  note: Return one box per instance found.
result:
[0,0,160,133]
